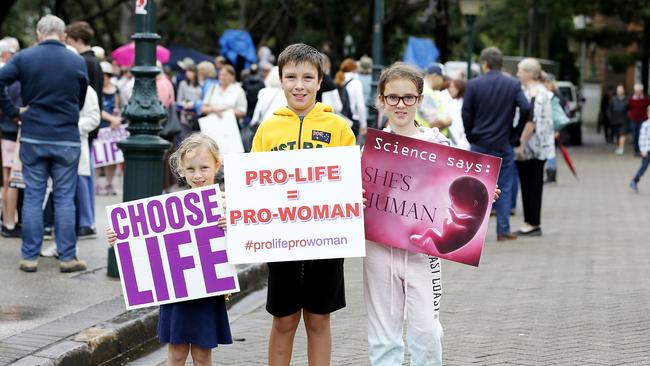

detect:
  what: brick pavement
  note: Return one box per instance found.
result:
[132,128,650,365]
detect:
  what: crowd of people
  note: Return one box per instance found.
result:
[5,13,650,366]
[598,82,650,192]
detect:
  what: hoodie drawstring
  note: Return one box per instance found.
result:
[390,246,394,316]
[404,252,409,320]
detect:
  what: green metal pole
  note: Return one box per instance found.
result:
[466,15,475,79]
[107,0,171,278]
[368,0,384,130]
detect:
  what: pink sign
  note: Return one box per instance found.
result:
[361,129,501,266]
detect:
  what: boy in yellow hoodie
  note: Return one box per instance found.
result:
[252,43,355,366]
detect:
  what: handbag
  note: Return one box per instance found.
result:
[159,106,182,140]
[551,95,570,131]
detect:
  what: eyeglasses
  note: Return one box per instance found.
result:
[382,94,420,106]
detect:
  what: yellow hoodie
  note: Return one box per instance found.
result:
[252,102,356,152]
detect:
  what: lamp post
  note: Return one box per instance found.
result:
[368,0,384,130]
[460,0,480,80]
[107,0,170,277]
[572,15,590,86]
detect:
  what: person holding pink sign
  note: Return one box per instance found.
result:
[363,62,449,366]
[107,133,231,366]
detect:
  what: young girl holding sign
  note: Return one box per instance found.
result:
[106,133,231,366]
[364,62,450,366]
[364,63,499,365]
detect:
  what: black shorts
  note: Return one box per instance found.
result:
[266,258,346,317]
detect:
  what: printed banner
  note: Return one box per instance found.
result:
[92,125,129,168]
[199,111,244,158]
[362,129,501,266]
[224,146,365,264]
[106,186,240,310]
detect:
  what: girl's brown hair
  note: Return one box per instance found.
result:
[377,62,424,97]
[169,133,221,178]
[335,58,358,86]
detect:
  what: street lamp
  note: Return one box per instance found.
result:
[107,0,171,277]
[459,0,480,80]
[368,0,384,130]
[572,15,590,85]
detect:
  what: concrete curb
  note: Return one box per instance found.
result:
[7,263,267,366]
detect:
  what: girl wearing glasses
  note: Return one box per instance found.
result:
[364,62,449,366]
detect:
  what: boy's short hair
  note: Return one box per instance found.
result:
[277,43,324,81]
[65,21,94,45]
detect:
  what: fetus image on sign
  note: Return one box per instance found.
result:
[410,176,489,254]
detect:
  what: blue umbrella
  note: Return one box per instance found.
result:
[403,37,439,71]
[218,30,258,70]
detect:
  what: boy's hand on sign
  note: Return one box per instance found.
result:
[362,188,368,208]
[493,186,501,203]
[106,227,117,247]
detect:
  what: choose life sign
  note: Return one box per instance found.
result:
[92,125,129,168]
[224,146,365,264]
[362,129,501,267]
[106,186,239,310]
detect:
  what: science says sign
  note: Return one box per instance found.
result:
[362,129,501,266]
[106,186,239,310]
[224,146,365,264]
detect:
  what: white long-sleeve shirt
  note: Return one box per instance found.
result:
[78,86,100,176]
[344,72,368,129]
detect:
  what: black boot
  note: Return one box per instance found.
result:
[545,169,557,183]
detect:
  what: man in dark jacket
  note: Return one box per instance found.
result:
[0,15,88,273]
[462,47,530,241]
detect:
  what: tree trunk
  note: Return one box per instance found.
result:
[642,16,650,92]
[433,0,449,62]
[0,0,18,28]
[239,0,247,30]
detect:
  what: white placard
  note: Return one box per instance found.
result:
[92,125,129,168]
[106,186,240,310]
[224,146,365,264]
[198,111,244,158]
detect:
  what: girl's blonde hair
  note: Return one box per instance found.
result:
[169,133,221,177]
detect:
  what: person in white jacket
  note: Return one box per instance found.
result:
[41,85,99,257]
[250,66,287,127]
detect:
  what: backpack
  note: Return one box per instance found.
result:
[242,75,266,119]
[337,79,354,121]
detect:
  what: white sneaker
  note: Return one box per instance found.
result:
[616,147,624,155]
[40,244,58,257]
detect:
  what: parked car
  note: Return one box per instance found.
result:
[444,61,481,80]
[556,81,584,145]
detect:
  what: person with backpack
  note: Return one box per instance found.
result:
[334,58,367,138]
[241,63,266,125]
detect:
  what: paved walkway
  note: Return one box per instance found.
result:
[127,128,650,365]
